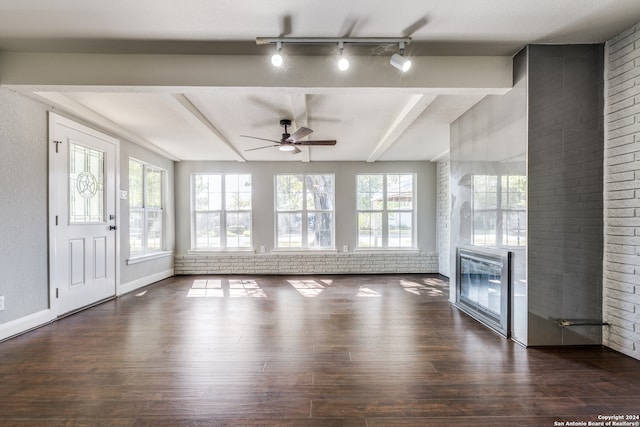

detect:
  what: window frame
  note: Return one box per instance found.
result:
[356,173,416,250]
[191,173,253,251]
[128,158,166,259]
[274,173,335,250]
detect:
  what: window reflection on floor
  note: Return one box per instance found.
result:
[288,279,325,297]
[400,278,446,296]
[186,276,448,299]
[187,279,266,298]
[356,287,380,297]
[229,279,267,298]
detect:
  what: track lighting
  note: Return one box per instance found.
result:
[337,41,349,71]
[257,37,412,72]
[271,41,283,67]
[390,42,411,72]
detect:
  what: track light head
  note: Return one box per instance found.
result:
[271,41,283,67]
[390,53,412,72]
[337,41,349,71]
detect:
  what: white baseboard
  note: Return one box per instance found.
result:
[118,269,174,296]
[0,309,56,341]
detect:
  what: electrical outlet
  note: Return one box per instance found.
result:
[343,245,349,252]
[260,245,265,253]
[0,295,5,311]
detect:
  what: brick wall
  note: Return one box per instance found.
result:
[604,22,640,360]
[175,252,439,275]
[436,158,450,277]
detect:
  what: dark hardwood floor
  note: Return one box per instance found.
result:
[1,274,639,426]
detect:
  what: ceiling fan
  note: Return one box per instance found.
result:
[241,119,337,154]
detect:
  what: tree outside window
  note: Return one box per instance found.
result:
[276,174,334,249]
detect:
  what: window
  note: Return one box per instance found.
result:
[276,174,334,249]
[357,174,415,248]
[129,159,165,256]
[192,174,252,249]
[471,174,526,247]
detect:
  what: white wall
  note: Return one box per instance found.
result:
[604,21,640,360]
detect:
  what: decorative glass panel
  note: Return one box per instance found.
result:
[70,143,104,223]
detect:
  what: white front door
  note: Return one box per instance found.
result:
[49,114,118,316]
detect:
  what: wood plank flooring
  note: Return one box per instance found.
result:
[1,274,639,426]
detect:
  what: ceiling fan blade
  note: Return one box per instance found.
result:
[240,135,282,144]
[290,146,302,154]
[245,145,278,152]
[285,126,313,142]
[297,140,337,146]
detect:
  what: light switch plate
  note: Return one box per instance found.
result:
[0,295,5,311]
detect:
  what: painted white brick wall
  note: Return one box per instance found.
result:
[175,252,439,275]
[604,21,640,361]
[436,158,450,277]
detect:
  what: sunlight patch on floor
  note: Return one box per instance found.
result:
[288,279,325,297]
[401,279,443,296]
[187,279,266,298]
[356,286,380,297]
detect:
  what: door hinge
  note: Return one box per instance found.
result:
[55,215,58,226]
[56,288,59,298]
[53,140,62,153]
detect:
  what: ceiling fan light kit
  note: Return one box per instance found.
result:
[258,36,412,73]
[241,118,337,155]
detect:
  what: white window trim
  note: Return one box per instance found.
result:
[274,173,335,250]
[128,157,167,258]
[190,173,253,250]
[356,173,417,250]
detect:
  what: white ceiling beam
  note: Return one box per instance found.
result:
[170,94,246,162]
[367,94,438,162]
[0,52,512,94]
[288,93,310,162]
[31,91,181,161]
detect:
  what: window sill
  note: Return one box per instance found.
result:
[127,251,173,265]
[187,249,255,255]
[354,248,420,254]
[271,249,338,255]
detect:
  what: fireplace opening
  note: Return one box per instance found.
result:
[456,246,511,337]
